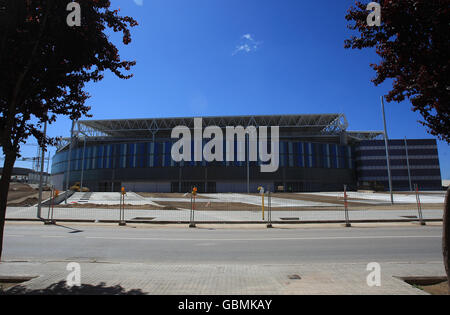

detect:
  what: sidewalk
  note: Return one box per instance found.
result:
[0,260,445,295]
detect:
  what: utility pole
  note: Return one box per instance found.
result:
[246,133,250,194]
[37,121,47,219]
[381,96,394,204]
[46,150,51,185]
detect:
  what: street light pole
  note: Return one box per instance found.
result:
[46,150,51,186]
[37,120,47,219]
[381,96,394,204]
[246,133,250,194]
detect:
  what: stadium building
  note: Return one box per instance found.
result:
[51,114,442,193]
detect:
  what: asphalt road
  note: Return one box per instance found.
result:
[2,223,443,264]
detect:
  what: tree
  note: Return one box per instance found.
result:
[0,0,138,260]
[444,188,450,291]
[344,0,449,143]
[345,0,449,288]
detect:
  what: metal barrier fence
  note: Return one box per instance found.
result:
[5,187,445,225]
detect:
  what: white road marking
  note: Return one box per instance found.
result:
[85,235,441,241]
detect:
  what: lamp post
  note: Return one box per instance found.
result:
[37,120,47,219]
[246,133,250,194]
[381,96,394,204]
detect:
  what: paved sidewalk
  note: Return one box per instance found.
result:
[0,261,445,295]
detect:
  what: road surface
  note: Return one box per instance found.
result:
[2,223,443,264]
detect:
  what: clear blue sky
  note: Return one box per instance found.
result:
[13,0,449,179]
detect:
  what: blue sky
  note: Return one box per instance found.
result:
[13,0,449,179]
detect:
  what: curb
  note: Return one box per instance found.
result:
[5,218,443,224]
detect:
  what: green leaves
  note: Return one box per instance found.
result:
[0,0,138,153]
[345,0,450,143]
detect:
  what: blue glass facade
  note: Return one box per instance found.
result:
[355,139,442,190]
[52,141,354,174]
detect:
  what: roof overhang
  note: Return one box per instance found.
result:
[347,131,385,141]
[55,114,384,151]
[77,114,350,138]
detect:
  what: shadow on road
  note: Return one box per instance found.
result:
[55,223,84,233]
[1,281,146,295]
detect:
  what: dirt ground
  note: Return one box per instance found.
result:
[137,192,211,199]
[418,281,449,295]
[271,193,374,206]
[56,203,178,210]
[0,282,19,291]
[7,183,51,206]
[157,201,261,211]
[50,190,444,211]
[378,191,446,196]
[8,188,437,211]
[7,183,36,200]
[155,200,443,211]
[271,193,444,209]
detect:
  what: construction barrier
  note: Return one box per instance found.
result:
[4,189,445,225]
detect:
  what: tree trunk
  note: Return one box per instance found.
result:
[0,151,16,262]
[443,187,450,291]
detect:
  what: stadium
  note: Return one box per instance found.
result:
[50,114,442,193]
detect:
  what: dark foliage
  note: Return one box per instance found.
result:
[2,281,146,295]
[0,0,138,260]
[345,0,450,142]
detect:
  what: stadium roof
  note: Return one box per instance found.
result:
[0,167,34,176]
[77,114,352,138]
[56,114,384,151]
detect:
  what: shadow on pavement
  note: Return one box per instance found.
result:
[1,281,146,295]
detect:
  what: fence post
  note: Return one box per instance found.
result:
[119,187,126,226]
[344,185,351,227]
[44,188,56,225]
[258,186,265,220]
[267,191,273,228]
[189,192,196,228]
[415,184,425,226]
